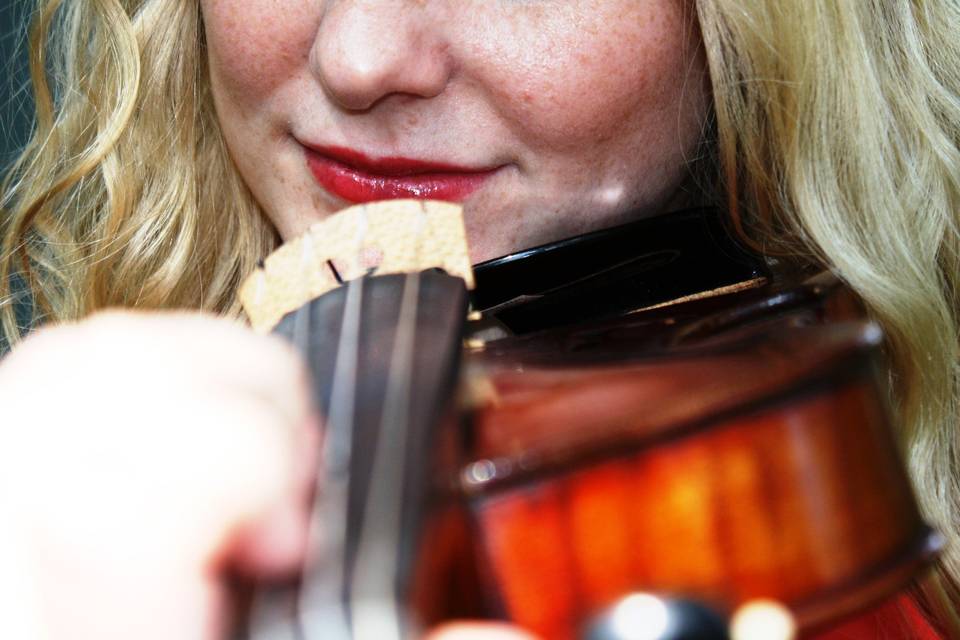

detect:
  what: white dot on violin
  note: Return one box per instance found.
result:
[465,337,487,351]
[608,594,670,640]
[462,459,498,486]
[585,594,728,639]
[729,600,796,640]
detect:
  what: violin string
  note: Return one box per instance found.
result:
[245,589,300,640]
[349,271,421,640]
[349,207,426,639]
[292,298,310,355]
[278,205,429,640]
[245,301,314,640]
[297,275,365,640]
[296,205,378,636]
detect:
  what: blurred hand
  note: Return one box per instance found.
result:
[0,311,539,640]
[0,311,317,640]
[427,623,539,640]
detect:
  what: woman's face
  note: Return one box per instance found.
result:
[201,0,709,262]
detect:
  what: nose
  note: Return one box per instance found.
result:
[311,1,453,111]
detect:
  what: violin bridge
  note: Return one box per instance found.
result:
[239,199,475,333]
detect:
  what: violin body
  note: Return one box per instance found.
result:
[246,204,939,639]
[450,273,939,638]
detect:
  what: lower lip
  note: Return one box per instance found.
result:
[305,150,496,203]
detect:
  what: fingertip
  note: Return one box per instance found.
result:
[226,490,310,577]
[426,622,541,640]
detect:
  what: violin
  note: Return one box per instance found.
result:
[235,201,940,640]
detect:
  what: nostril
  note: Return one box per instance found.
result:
[310,6,452,112]
[316,56,398,111]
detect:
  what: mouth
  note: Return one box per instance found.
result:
[303,144,501,203]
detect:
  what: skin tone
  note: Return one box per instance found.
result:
[203,0,709,262]
[0,1,708,637]
[0,317,542,640]
[0,313,318,640]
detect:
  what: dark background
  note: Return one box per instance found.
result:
[1,0,33,171]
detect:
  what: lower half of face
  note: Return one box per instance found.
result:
[202,0,710,263]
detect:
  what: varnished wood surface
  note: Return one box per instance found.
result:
[449,275,938,638]
[468,381,935,638]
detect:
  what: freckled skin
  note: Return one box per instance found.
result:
[202,0,709,262]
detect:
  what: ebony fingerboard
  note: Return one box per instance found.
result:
[248,270,468,640]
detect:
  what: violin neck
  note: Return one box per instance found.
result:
[249,270,469,640]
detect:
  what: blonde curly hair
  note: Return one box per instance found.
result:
[2,0,959,633]
[698,1,960,632]
[0,0,275,336]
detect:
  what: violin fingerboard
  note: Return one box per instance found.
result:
[248,270,468,640]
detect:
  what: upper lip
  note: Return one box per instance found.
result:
[302,144,494,176]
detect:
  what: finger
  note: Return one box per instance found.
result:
[225,412,322,576]
[4,311,320,575]
[0,311,322,640]
[426,622,541,640]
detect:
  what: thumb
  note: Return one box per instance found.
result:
[426,622,541,640]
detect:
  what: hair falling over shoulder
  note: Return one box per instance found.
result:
[698,0,960,633]
[3,0,960,634]
[0,0,277,345]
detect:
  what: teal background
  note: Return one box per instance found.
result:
[1,1,35,346]
[1,0,33,170]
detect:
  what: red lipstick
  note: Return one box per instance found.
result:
[304,145,497,203]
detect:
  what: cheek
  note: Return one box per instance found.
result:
[202,0,317,111]
[478,3,704,154]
